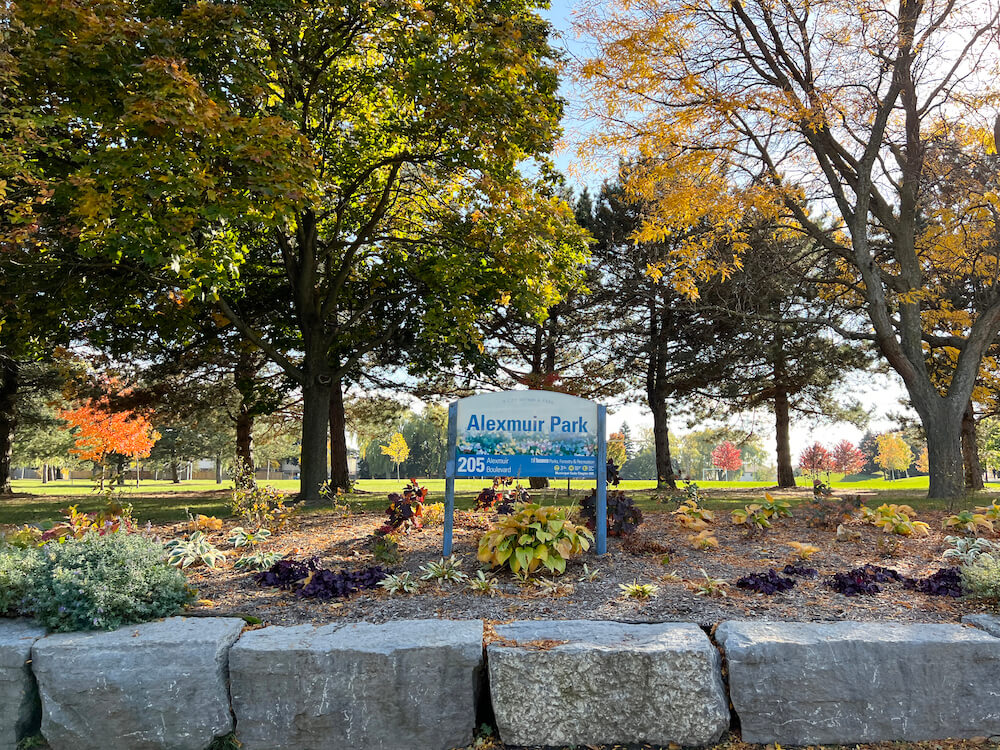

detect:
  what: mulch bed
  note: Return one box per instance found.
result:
[177,498,998,628]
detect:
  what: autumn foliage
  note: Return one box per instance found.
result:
[711,441,742,475]
[61,402,160,465]
[831,440,865,477]
[798,443,833,478]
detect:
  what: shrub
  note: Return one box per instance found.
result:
[731,504,772,534]
[27,532,193,632]
[369,531,401,564]
[384,482,425,532]
[2,525,42,548]
[802,494,863,529]
[478,503,593,576]
[826,564,902,596]
[903,567,963,597]
[41,502,137,543]
[230,462,299,532]
[963,556,1000,602]
[255,557,386,598]
[0,546,44,615]
[782,563,818,578]
[422,502,446,526]
[580,490,643,536]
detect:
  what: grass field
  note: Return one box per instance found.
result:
[3,474,998,526]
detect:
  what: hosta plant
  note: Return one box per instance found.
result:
[863,503,930,537]
[942,510,994,535]
[233,551,284,572]
[788,541,819,560]
[731,504,772,535]
[419,555,468,583]
[672,499,714,531]
[580,490,643,536]
[760,493,792,519]
[942,536,994,566]
[186,513,223,533]
[377,572,420,595]
[689,530,719,550]
[976,500,1000,522]
[477,503,593,576]
[164,532,226,569]
[228,526,273,548]
[619,580,659,599]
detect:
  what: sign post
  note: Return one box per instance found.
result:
[443,391,608,555]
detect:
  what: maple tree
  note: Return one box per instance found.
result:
[876,434,914,481]
[798,443,833,479]
[831,440,865,478]
[61,402,160,488]
[380,433,410,481]
[711,441,742,480]
[576,0,1000,500]
[917,446,930,475]
[607,432,627,469]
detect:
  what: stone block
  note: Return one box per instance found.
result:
[488,620,728,747]
[717,620,1000,745]
[32,616,244,750]
[0,620,46,750]
[230,619,483,750]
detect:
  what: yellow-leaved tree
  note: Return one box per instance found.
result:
[380,433,410,481]
[576,0,1000,500]
[876,434,914,481]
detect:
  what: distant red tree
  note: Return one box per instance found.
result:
[711,441,743,479]
[798,442,833,478]
[831,439,865,477]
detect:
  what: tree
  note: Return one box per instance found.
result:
[15,0,588,504]
[380,433,410,482]
[577,0,1000,500]
[876,434,914,481]
[831,440,865,478]
[61,402,159,488]
[711,441,743,481]
[917,446,930,475]
[798,443,832,480]
[607,432,627,469]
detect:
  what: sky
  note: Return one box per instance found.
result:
[533,0,916,460]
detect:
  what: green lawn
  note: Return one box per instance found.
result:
[4,475,998,527]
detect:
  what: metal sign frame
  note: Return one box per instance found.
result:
[443,394,608,555]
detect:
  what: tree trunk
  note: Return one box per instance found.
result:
[0,358,16,495]
[528,476,549,489]
[962,400,984,491]
[41,463,48,484]
[299,376,332,505]
[924,405,966,506]
[234,347,256,471]
[116,457,125,485]
[328,374,351,491]
[170,448,180,484]
[773,387,795,487]
[648,289,676,490]
[215,454,223,484]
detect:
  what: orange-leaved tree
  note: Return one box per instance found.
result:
[61,402,160,489]
[576,0,1000,500]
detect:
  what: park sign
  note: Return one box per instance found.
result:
[455,391,599,479]
[442,390,609,556]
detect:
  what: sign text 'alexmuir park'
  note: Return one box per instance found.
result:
[443,391,609,555]
[455,391,599,479]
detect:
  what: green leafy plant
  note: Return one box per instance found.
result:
[692,569,728,597]
[943,536,994,566]
[40,502,137,543]
[419,555,468,583]
[731,504,772,534]
[862,503,930,536]
[759,493,792,519]
[227,526,273,548]
[468,570,499,595]
[619,580,659,599]
[976,500,1000,522]
[26,532,193,631]
[2,525,43,549]
[377,571,420,595]
[477,503,593,576]
[164,531,226,569]
[578,564,601,582]
[943,510,994,535]
[233,550,285,572]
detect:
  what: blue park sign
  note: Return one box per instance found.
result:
[442,391,609,555]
